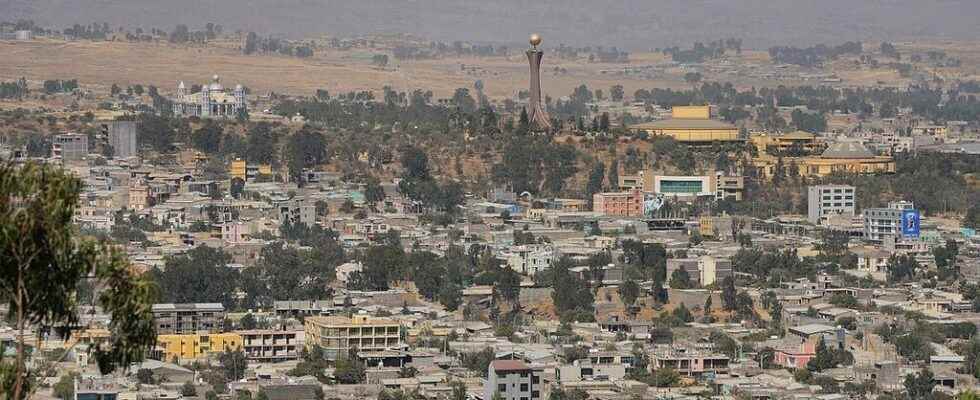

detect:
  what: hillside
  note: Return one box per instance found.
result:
[4,0,980,49]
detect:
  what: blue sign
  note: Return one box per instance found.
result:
[901,209,920,238]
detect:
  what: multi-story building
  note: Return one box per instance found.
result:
[715,174,745,201]
[503,244,555,276]
[277,197,316,226]
[863,201,915,243]
[230,158,273,182]
[152,303,226,335]
[650,346,730,377]
[485,360,541,400]
[667,256,732,287]
[239,329,304,362]
[156,332,242,362]
[304,315,402,360]
[629,106,740,144]
[52,133,88,161]
[807,185,856,225]
[592,189,643,217]
[100,120,138,159]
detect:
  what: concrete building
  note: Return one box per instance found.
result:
[863,201,915,243]
[277,197,316,226]
[629,106,740,144]
[101,120,138,159]
[667,256,732,287]
[151,303,225,335]
[304,315,402,360]
[52,133,88,161]
[504,244,555,276]
[485,360,541,400]
[239,329,304,362]
[651,347,730,377]
[592,189,643,217]
[807,185,856,225]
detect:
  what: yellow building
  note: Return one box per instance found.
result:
[157,332,242,361]
[750,131,825,154]
[629,105,741,143]
[753,141,895,179]
[229,158,273,181]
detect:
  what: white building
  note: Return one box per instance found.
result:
[807,185,856,225]
[863,201,914,243]
[485,360,541,400]
[172,75,246,118]
[503,244,555,276]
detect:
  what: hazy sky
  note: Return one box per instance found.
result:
[5,0,980,48]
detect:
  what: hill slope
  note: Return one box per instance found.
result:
[4,0,980,49]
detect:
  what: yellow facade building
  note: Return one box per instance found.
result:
[753,141,895,179]
[629,106,741,143]
[230,158,273,181]
[750,131,825,154]
[157,332,242,361]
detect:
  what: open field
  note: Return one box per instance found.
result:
[0,38,686,100]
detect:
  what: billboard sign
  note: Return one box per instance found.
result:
[901,209,920,238]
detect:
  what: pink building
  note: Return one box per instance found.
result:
[592,189,643,217]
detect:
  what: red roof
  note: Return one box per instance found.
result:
[490,360,530,372]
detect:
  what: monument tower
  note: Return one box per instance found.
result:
[526,34,553,131]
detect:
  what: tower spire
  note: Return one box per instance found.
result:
[525,33,553,132]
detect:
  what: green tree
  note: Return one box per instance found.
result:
[721,276,738,311]
[904,368,935,399]
[149,246,238,308]
[652,368,680,387]
[619,279,640,308]
[0,162,157,399]
[240,313,257,330]
[53,373,76,400]
[669,268,693,289]
[218,348,247,381]
[136,368,154,384]
[230,177,245,199]
[334,357,366,384]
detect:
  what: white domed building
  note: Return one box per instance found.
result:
[172,75,247,118]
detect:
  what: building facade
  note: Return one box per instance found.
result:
[240,329,304,362]
[156,332,241,361]
[304,315,402,360]
[172,75,246,118]
[863,201,915,243]
[592,189,643,217]
[807,185,856,225]
[629,106,740,144]
[101,120,138,159]
[52,133,88,161]
[151,303,226,335]
[485,360,541,400]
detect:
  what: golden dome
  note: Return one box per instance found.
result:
[529,33,542,47]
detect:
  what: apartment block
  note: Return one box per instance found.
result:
[304,315,402,360]
[807,185,856,225]
[239,329,304,362]
[52,133,88,161]
[152,303,226,335]
[592,189,643,217]
[863,201,914,243]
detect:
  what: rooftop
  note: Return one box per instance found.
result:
[821,141,875,159]
[490,359,530,372]
[631,118,736,130]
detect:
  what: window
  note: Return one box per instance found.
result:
[520,383,529,391]
[532,391,540,399]
[531,376,539,384]
[498,384,506,393]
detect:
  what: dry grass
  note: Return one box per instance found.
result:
[0,38,688,99]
